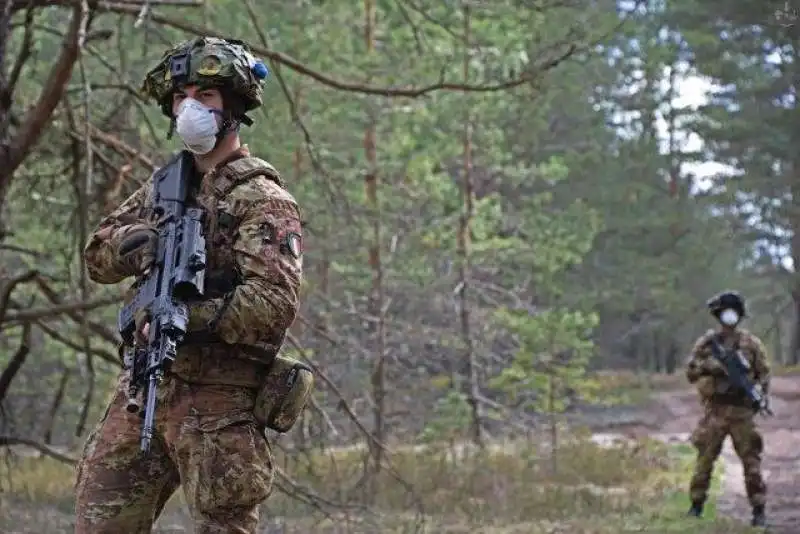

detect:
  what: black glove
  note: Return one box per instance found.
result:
[115,223,158,277]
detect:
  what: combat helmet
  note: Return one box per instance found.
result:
[140,36,269,130]
[706,290,746,318]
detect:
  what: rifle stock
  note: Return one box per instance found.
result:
[118,151,207,453]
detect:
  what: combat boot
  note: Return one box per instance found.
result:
[686,500,704,517]
[751,505,766,527]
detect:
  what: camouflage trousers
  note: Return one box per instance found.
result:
[74,371,274,534]
[689,403,766,507]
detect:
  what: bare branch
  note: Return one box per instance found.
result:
[35,318,121,367]
[3,295,120,325]
[0,436,76,464]
[7,3,35,96]
[33,276,122,344]
[43,368,71,444]
[0,269,37,324]
[104,3,580,98]
[0,322,31,404]
[2,3,90,195]
[10,0,201,9]
[0,243,41,257]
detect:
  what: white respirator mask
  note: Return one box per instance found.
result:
[174,98,221,155]
[719,308,740,326]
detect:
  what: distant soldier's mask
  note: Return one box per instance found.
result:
[719,308,739,326]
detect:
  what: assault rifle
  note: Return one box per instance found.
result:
[118,150,207,454]
[707,337,773,416]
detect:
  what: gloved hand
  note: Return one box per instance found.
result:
[115,223,158,277]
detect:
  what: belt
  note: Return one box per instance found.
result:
[711,392,749,407]
[120,332,278,388]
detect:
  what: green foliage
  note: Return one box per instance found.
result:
[1,2,795,527]
[418,390,474,444]
[491,308,600,413]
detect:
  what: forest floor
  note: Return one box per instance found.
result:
[1,372,798,533]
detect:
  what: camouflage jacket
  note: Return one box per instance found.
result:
[686,328,771,400]
[84,146,302,362]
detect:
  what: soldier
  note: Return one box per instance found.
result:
[685,291,770,528]
[74,37,305,533]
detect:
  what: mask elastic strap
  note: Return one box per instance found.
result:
[215,109,244,142]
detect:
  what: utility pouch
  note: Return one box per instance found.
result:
[253,353,314,433]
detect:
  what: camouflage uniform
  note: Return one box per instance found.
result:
[686,325,770,522]
[74,38,304,534]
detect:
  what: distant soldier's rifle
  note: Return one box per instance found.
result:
[707,337,773,417]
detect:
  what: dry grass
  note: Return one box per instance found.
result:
[0,434,755,533]
[589,370,686,403]
[773,364,800,377]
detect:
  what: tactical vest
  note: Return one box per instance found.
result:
[200,155,283,300]
[702,333,757,406]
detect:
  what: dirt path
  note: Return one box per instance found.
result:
[641,375,800,532]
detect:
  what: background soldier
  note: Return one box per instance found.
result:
[685,290,770,528]
[74,37,303,533]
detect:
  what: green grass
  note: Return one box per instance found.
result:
[581,443,751,534]
[0,437,759,533]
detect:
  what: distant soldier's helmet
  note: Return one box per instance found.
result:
[140,36,269,127]
[706,290,746,318]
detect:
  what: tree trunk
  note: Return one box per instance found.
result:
[364,0,387,490]
[456,3,483,448]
